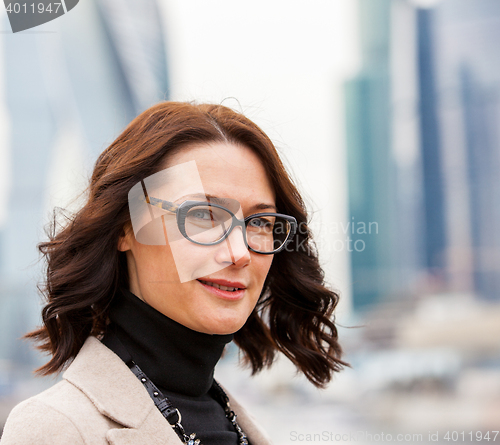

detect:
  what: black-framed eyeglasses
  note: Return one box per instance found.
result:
[143,195,297,254]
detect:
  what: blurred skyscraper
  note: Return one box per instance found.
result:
[0,0,169,381]
[344,0,404,310]
[344,0,500,310]
[437,0,500,301]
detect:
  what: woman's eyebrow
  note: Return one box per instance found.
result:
[180,193,277,211]
[182,193,229,205]
[251,202,278,211]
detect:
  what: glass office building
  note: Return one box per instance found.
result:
[345,0,500,310]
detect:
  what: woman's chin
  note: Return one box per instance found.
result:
[197,315,247,336]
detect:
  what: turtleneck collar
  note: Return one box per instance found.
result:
[103,288,233,397]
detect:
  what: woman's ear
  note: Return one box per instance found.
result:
[118,226,133,252]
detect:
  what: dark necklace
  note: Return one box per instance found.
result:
[102,330,249,445]
[130,361,248,445]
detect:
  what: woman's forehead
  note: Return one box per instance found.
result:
[158,142,276,204]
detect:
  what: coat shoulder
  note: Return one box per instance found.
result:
[1,389,85,445]
[1,379,119,445]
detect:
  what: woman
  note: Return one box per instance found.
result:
[1,102,346,445]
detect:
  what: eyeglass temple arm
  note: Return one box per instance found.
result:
[140,195,179,213]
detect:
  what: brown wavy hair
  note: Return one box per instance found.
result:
[26,101,347,387]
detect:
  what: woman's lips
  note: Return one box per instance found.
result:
[197,279,246,300]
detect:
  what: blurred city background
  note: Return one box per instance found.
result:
[0,0,499,443]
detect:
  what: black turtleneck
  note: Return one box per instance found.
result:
[101,288,240,445]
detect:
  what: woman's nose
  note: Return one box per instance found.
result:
[215,226,251,267]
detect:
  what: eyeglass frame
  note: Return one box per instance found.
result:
[141,195,297,254]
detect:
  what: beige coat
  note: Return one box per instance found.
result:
[1,336,272,444]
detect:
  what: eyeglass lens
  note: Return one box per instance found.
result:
[184,205,291,253]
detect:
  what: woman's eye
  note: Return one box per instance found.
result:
[191,210,212,220]
[248,218,273,229]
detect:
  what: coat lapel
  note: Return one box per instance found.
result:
[63,336,273,445]
[105,409,180,445]
[63,336,182,444]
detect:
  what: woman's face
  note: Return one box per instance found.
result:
[118,142,276,335]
